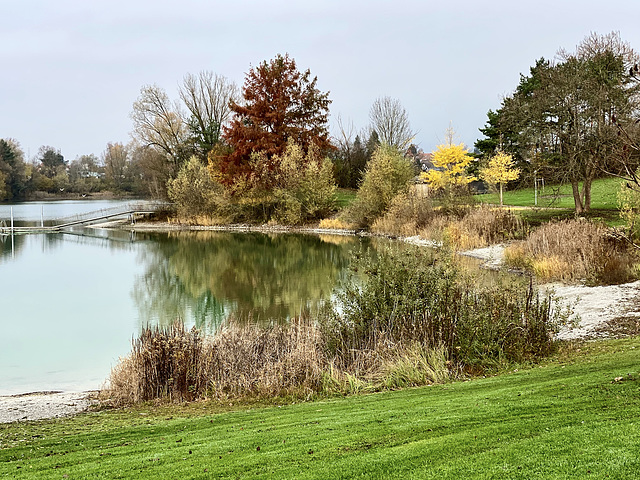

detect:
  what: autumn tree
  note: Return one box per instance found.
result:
[103,142,129,190]
[368,96,415,149]
[215,54,333,185]
[479,151,521,205]
[421,130,476,197]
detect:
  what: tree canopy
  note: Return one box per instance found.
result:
[421,142,476,195]
[214,54,333,185]
[479,151,520,206]
[475,32,640,214]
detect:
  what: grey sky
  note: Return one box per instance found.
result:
[2,0,640,162]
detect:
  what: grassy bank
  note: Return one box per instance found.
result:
[475,177,625,226]
[476,177,623,211]
[2,337,639,479]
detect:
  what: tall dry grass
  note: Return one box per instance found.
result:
[372,195,526,250]
[106,320,326,406]
[504,219,638,285]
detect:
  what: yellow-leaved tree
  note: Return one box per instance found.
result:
[479,151,520,206]
[420,142,475,197]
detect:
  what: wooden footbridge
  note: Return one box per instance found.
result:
[0,202,170,235]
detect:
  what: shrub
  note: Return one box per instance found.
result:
[618,177,640,242]
[168,156,230,221]
[324,245,564,374]
[272,142,336,224]
[371,188,436,236]
[219,141,337,224]
[342,144,415,228]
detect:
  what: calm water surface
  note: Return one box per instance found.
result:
[0,201,371,395]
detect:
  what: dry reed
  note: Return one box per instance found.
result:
[504,219,637,285]
[372,196,526,249]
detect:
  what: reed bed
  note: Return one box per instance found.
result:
[504,219,638,285]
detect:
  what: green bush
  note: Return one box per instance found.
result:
[324,245,565,373]
[272,142,336,224]
[342,143,415,228]
[168,156,228,219]
[208,141,337,224]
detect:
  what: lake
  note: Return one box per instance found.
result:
[0,200,372,395]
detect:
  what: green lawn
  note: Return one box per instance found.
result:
[334,188,357,209]
[2,337,640,479]
[476,176,624,210]
[475,177,626,226]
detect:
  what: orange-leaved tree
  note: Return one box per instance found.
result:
[211,54,333,187]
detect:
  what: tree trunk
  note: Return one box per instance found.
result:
[582,177,592,214]
[572,181,585,214]
[499,182,503,206]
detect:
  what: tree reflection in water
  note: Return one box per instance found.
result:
[133,231,365,332]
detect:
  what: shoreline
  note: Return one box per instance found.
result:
[107,219,640,340]
[5,221,639,423]
[0,391,99,424]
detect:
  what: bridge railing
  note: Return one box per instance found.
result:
[51,201,171,227]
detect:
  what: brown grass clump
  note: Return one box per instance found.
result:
[372,193,526,249]
[371,190,437,237]
[318,218,355,230]
[504,219,638,285]
[419,206,525,250]
[105,320,327,406]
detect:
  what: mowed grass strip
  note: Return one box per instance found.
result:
[1,338,640,479]
[476,176,624,211]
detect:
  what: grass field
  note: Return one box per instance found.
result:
[2,337,640,479]
[334,188,357,209]
[476,177,624,210]
[475,177,626,226]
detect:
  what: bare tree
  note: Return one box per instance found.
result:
[368,96,415,150]
[102,142,129,189]
[179,71,239,157]
[130,84,190,175]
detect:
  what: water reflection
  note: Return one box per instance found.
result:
[133,231,364,332]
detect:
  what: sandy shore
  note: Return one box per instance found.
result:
[0,391,99,424]
[459,244,640,340]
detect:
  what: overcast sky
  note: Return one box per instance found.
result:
[2,0,640,162]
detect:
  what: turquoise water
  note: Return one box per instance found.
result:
[0,202,368,395]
